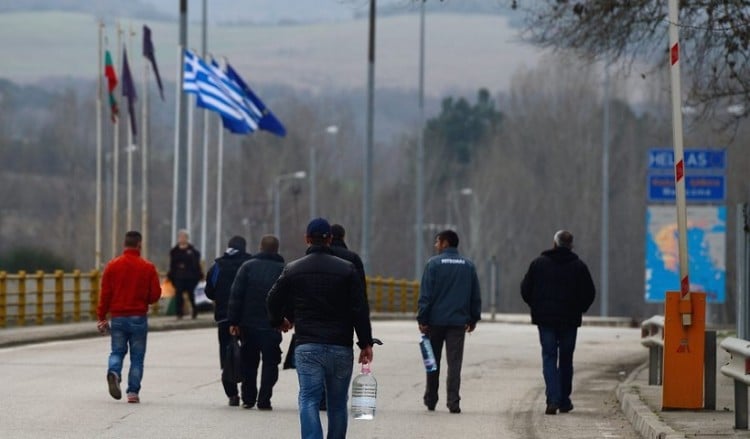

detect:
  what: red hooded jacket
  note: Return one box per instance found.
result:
[97,248,161,320]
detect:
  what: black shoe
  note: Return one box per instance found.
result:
[425,402,436,411]
[559,403,574,413]
[545,404,559,415]
[448,406,461,414]
[257,401,272,411]
[228,396,240,407]
[107,372,121,400]
[242,401,255,409]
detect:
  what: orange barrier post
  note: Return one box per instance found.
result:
[54,270,64,323]
[662,291,706,409]
[72,270,81,322]
[35,270,44,325]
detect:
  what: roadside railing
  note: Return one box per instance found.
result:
[640,315,665,385]
[0,270,420,328]
[720,337,750,429]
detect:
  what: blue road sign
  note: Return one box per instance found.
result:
[648,175,726,202]
[648,148,726,172]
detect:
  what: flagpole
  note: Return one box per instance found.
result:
[112,22,122,258]
[200,0,209,259]
[187,93,195,237]
[126,26,135,232]
[200,108,209,257]
[141,48,150,258]
[172,45,182,249]
[215,120,224,257]
[96,20,104,270]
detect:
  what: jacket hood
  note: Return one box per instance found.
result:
[541,247,579,264]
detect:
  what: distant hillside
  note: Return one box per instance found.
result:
[0,0,518,26]
[0,0,171,21]
[0,11,539,97]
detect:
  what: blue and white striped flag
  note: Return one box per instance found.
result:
[183,49,261,134]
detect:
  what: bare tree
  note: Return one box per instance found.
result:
[519,0,750,123]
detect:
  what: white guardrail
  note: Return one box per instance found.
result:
[720,337,750,429]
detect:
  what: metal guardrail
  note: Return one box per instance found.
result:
[0,270,420,328]
[720,337,750,429]
[640,315,665,385]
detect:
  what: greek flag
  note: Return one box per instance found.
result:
[183,49,262,134]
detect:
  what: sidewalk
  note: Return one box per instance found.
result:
[617,345,750,438]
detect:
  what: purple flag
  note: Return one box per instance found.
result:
[142,25,164,101]
[121,47,137,137]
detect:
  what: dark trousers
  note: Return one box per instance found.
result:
[240,327,282,405]
[217,321,238,398]
[538,325,578,407]
[173,279,198,318]
[424,325,466,409]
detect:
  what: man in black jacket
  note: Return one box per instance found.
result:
[330,224,365,286]
[267,218,373,439]
[167,229,203,319]
[204,236,252,407]
[521,230,596,415]
[227,235,285,410]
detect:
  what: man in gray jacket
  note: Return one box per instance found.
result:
[417,230,481,414]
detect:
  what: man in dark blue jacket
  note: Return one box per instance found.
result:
[521,230,595,415]
[227,235,285,410]
[417,230,481,414]
[204,236,252,407]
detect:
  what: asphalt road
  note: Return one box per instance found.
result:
[0,320,646,439]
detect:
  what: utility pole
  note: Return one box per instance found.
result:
[415,0,426,280]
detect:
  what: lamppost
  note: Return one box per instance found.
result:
[446,187,473,227]
[310,125,339,219]
[274,170,307,242]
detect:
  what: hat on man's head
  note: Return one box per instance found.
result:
[306,217,331,238]
[227,235,246,253]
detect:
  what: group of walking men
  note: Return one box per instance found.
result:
[96,220,595,438]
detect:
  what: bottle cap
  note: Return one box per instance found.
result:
[362,363,371,373]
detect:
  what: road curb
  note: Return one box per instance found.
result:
[616,362,686,439]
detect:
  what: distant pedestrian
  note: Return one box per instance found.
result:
[227,235,286,410]
[330,224,366,286]
[267,218,373,439]
[97,231,162,404]
[167,229,203,319]
[417,230,482,414]
[521,230,595,415]
[204,235,253,407]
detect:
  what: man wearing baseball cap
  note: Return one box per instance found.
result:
[267,217,373,439]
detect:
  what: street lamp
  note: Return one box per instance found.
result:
[310,125,339,219]
[446,187,473,227]
[274,170,307,242]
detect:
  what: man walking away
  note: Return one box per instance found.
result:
[167,229,203,319]
[205,235,252,407]
[417,230,481,414]
[330,223,366,286]
[228,235,285,410]
[97,231,161,404]
[267,218,373,439]
[521,230,596,415]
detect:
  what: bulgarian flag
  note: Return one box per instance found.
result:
[104,50,119,122]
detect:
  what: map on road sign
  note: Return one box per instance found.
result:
[645,205,726,303]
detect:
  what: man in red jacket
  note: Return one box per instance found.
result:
[97,231,162,404]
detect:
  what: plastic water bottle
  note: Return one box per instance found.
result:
[420,335,437,372]
[351,363,377,420]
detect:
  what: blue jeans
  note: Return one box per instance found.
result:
[108,316,148,395]
[295,344,353,439]
[538,325,577,407]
